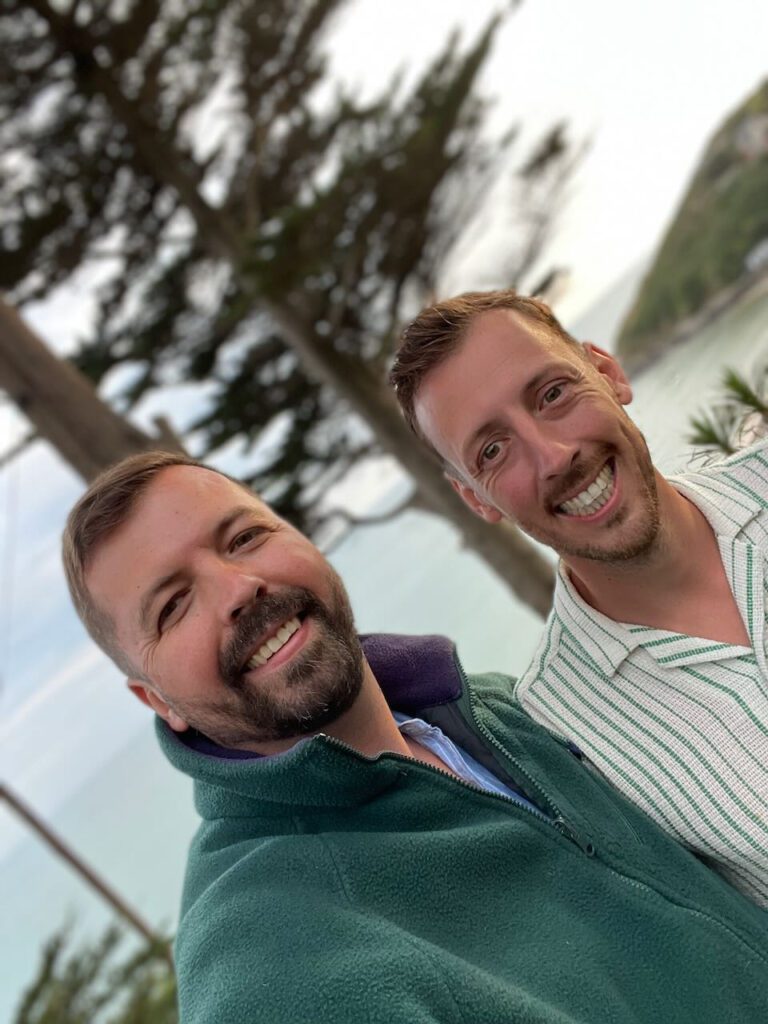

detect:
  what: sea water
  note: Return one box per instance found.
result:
[3,284,768,1021]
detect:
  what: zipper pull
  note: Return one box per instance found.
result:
[553,816,595,856]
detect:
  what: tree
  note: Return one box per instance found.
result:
[0,0,576,615]
[689,366,768,457]
[0,298,183,479]
[14,927,176,1024]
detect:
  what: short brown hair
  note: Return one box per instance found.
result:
[390,289,577,440]
[62,450,237,677]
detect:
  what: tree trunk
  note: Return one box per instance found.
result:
[0,299,183,480]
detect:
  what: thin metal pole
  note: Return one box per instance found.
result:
[1,783,173,964]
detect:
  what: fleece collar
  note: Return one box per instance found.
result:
[155,634,466,812]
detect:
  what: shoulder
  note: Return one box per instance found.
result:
[465,669,524,712]
[677,437,768,488]
[670,439,768,528]
[175,856,459,1024]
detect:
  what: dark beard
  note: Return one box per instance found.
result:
[171,581,364,749]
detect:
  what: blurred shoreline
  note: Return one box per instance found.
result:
[625,268,768,379]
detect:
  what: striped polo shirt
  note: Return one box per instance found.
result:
[515,437,768,905]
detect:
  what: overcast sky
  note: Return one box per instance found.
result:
[327,0,768,322]
[2,0,768,836]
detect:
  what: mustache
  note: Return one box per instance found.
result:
[219,586,320,688]
[545,447,614,508]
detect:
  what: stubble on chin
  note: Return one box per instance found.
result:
[556,466,661,564]
[530,441,661,564]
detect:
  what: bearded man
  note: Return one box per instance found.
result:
[62,451,768,1023]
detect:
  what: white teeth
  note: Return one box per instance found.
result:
[558,464,615,517]
[245,616,301,671]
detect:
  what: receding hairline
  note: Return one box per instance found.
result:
[392,289,578,417]
[422,304,582,380]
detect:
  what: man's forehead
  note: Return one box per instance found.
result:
[462,307,568,354]
[86,466,271,587]
[416,311,569,419]
[136,464,268,518]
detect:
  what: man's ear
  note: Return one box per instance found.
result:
[583,343,633,405]
[128,680,190,733]
[446,473,502,524]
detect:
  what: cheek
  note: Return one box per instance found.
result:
[280,545,334,590]
[488,468,535,516]
[156,620,215,696]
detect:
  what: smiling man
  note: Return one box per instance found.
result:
[392,288,768,906]
[61,451,768,1023]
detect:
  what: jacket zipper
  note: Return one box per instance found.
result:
[321,726,589,854]
[459,666,590,853]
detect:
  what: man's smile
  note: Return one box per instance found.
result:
[221,587,315,688]
[245,614,305,671]
[556,459,617,519]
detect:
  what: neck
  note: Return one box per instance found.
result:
[564,474,718,623]
[322,661,414,759]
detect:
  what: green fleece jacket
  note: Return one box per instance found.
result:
[158,635,768,1023]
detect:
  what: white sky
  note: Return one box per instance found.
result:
[329,0,768,320]
[2,0,768,830]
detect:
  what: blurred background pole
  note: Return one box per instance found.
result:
[1,783,173,964]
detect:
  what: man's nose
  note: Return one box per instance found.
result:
[526,424,580,479]
[210,562,267,623]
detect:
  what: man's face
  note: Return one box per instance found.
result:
[413,309,661,563]
[86,466,363,750]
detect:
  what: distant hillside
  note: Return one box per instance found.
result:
[616,80,768,369]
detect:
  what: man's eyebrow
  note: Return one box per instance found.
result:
[212,505,262,545]
[136,506,261,634]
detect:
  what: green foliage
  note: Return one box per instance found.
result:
[688,366,768,456]
[617,79,768,362]
[0,0,576,537]
[689,409,738,457]
[722,366,768,416]
[13,926,176,1024]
